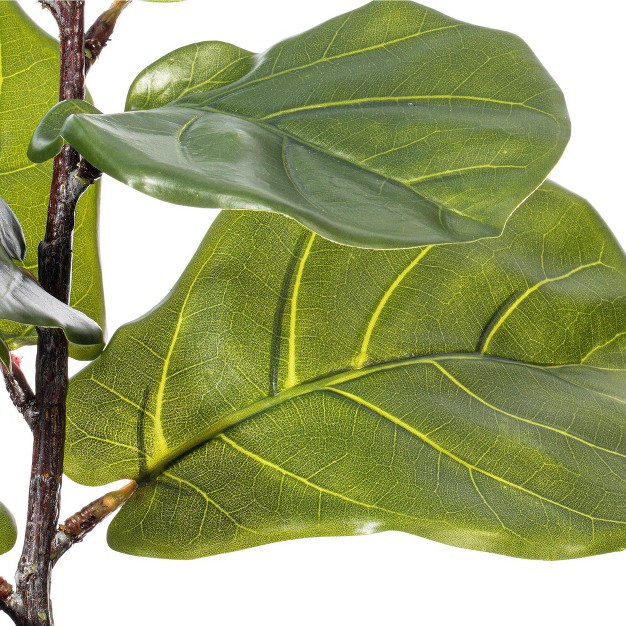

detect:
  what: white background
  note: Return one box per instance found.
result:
[1,1,625,624]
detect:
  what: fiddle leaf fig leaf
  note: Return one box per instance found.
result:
[0,198,26,262]
[127,41,255,111]
[0,198,102,354]
[28,101,102,165]
[0,1,105,359]
[0,242,103,350]
[0,502,16,555]
[29,1,569,248]
[66,182,626,560]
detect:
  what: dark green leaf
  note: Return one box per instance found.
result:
[30,1,569,248]
[0,1,105,359]
[28,101,101,165]
[66,182,626,560]
[0,502,16,555]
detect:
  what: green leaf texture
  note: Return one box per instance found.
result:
[0,1,105,359]
[66,182,626,560]
[0,501,16,555]
[30,1,569,248]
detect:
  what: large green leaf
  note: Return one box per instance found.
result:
[0,501,16,555]
[29,1,569,248]
[66,182,626,560]
[0,1,105,359]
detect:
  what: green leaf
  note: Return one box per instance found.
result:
[0,197,26,261]
[0,337,11,371]
[0,197,102,354]
[127,41,255,111]
[0,501,16,555]
[66,182,626,560]
[28,101,102,165]
[0,1,105,359]
[30,1,569,248]
[0,239,103,350]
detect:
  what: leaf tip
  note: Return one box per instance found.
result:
[28,100,102,163]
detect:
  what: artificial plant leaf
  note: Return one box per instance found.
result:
[0,502,16,555]
[0,242,102,349]
[0,198,26,262]
[29,1,569,248]
[0,1,105,359]
[0,195,102,353]
[66,182,626,560]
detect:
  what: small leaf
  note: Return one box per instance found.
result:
[0,2,105,358]
[66,182,626,560]
[0,195,102,350]
[0,502,17,555]
[126,41,255,111]
[0,242,103,349]
[0,199,26,262]
[30,1,569,248]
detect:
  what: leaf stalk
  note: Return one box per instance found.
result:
[50,481,137,565]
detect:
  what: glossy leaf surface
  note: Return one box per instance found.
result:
[0,502,16,555]
[0,1,105,358]
[0,197,102,360]
[66,182,626,560]
[0,198,26,262]
[30,1,569,248]
[0,239,103,350]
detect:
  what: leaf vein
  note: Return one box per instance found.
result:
[219,434,441,525]
[325,386,626,526]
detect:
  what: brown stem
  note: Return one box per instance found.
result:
[13,3,86,625]
[2,358,37,430]
[0,3,131,624]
